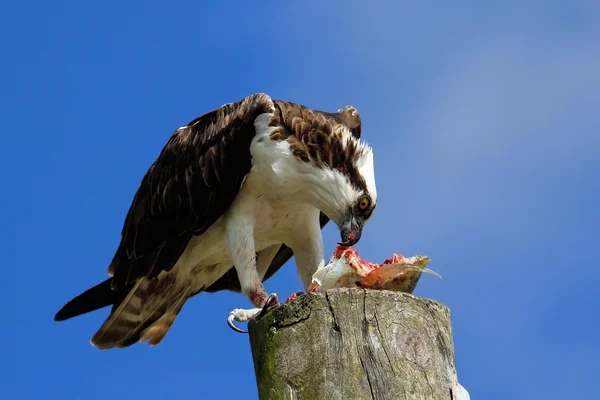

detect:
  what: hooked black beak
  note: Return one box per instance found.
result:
[338,212,362,247]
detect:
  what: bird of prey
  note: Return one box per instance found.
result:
[54,93,378,349]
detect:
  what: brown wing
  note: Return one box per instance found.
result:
[204,102,362,293]
[108,93,275,290]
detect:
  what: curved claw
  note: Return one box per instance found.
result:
[286,291,304,303]
[258,293,278,319]
[227,294,278,334]
[227,312,248,334]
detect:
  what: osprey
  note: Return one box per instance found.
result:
[54,93,377,348]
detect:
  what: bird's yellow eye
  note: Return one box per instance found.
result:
[359,197,370,210]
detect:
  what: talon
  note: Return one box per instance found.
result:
[227,312,248,334]
[286,291,304,303]
[227,294,278,333]
[258,293,278,318]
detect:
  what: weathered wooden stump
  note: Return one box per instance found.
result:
[248,288,463,400]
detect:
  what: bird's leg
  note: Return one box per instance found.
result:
[290,213,326,291]
[234,258,279,313]
[227,293,279,333]
[280,214,324,304]
[224,208,278,333]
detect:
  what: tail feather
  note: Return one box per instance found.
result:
[139,295,188,346]
[90,274,191,349]
[54,279,120,321]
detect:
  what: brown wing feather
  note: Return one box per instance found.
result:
[109,93,275,290]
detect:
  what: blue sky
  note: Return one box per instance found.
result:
[3,1,599,398]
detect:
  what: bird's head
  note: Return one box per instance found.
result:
[299,132,377,247]
[330,145,377,247]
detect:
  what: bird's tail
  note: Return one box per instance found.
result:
[91,274,192,349]
[54,278,118,322]
[55,275,191,349]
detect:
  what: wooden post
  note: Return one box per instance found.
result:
[248,288,464,400]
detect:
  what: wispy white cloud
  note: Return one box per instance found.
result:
[362,24,600,253]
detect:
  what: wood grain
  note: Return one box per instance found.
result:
[249,288,461,400]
